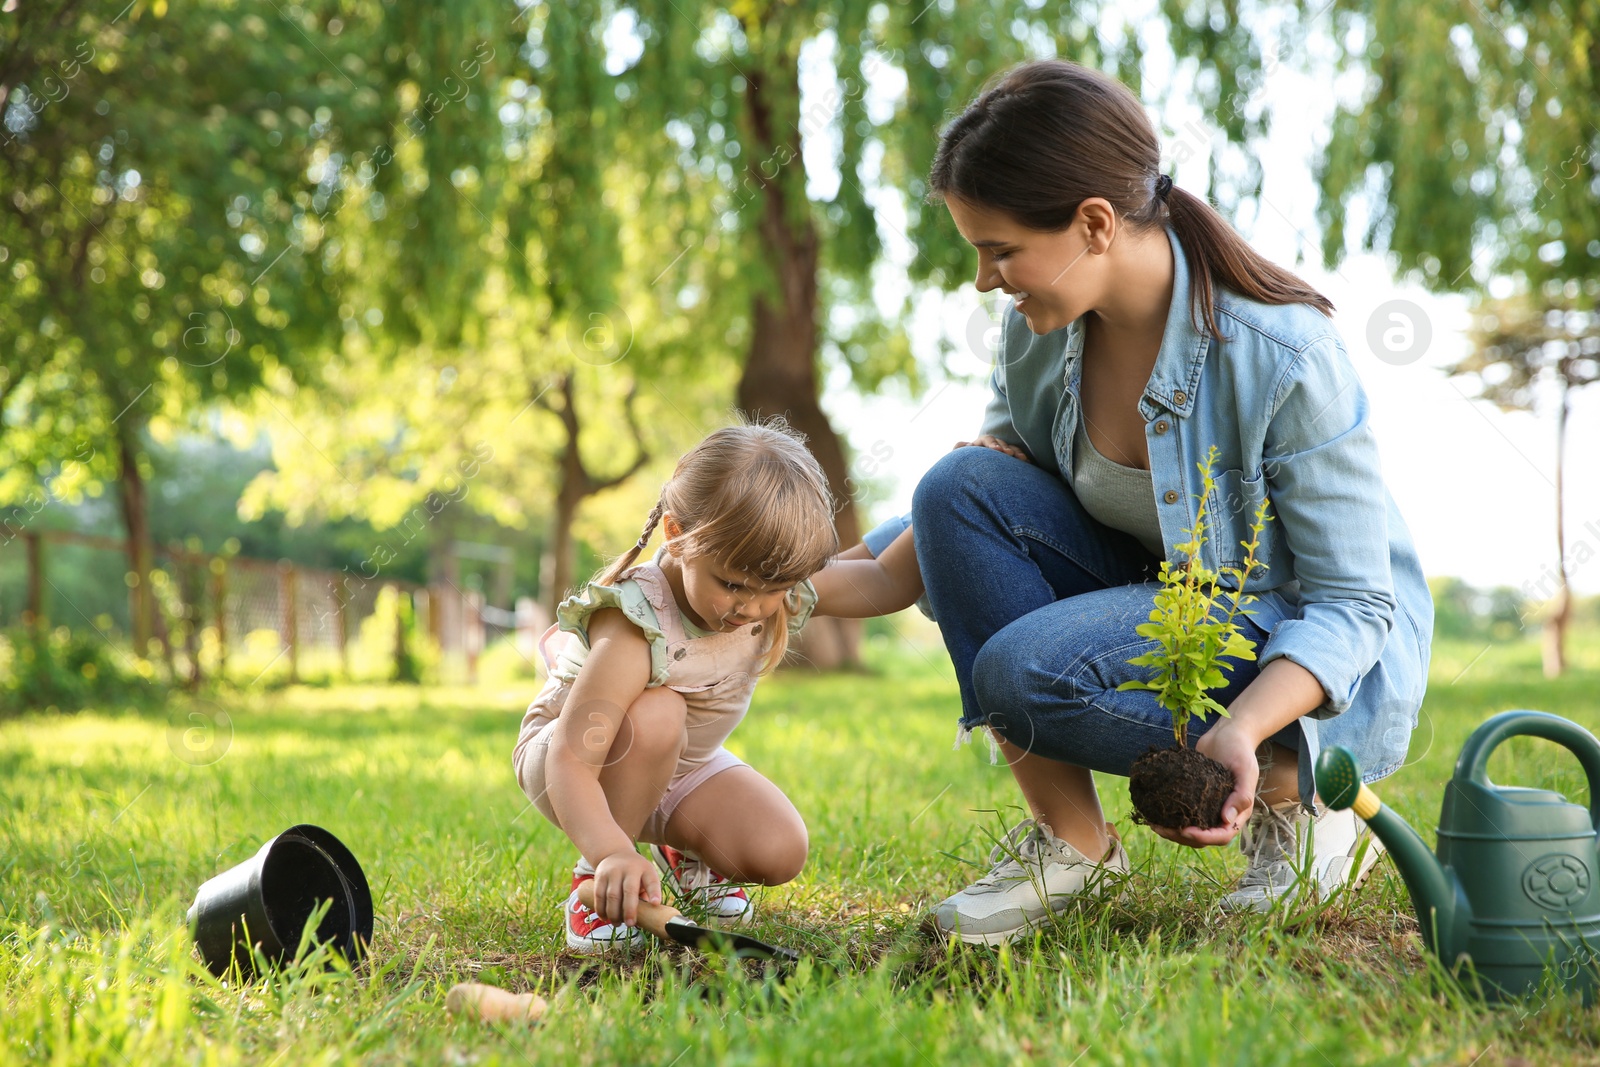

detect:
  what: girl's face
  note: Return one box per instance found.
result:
[945,196,1107,335]
[674,550,794,633]
[662,514,793,632]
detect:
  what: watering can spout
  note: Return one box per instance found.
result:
[1315,747,1461,953]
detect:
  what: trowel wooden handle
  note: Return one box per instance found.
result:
[446,982,549,1024]
[577,877,681,941]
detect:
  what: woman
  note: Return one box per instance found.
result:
[888,59,1433,944]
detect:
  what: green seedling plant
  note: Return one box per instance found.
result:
[1116,446,1274,748]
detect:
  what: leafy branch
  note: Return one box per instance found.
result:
[1116,446,1273,748]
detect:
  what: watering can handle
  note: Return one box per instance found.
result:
[1456,710,1600,832]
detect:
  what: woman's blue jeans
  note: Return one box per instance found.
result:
[910,446,1301,776]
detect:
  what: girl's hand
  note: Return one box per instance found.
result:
[955,434,1030,463]
[592,848,662,926]
[1146,722,1260,849]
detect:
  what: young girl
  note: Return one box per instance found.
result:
[513,420,922,952]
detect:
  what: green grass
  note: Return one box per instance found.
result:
[4,628,1600,1064]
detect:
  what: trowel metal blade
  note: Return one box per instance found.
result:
[661,917,800,962]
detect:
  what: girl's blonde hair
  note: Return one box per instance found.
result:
[596,417,838,673]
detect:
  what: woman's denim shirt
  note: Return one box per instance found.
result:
[979,226,1435,793]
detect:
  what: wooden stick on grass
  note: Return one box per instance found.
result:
[445,982,549,1024]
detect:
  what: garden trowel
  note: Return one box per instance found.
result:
[577,879,799,962]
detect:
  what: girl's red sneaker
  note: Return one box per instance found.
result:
[564,873,646,953]
[649,845,752,924]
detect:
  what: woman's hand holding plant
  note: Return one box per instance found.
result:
[1149,657,1330,849]
[1147,720,1260,848]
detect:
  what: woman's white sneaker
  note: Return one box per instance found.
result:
[1220,801,1386,913]
[932,819,1129,946]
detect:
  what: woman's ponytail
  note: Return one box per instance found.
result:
[1162,182,1333,338]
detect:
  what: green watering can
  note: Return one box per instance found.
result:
[1316,710,1600,1003]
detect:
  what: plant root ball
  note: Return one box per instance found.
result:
[1128,745,1235,830]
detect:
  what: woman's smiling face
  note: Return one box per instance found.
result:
[945,196,1103,335]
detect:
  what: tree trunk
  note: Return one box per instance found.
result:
[23,531,44,634]
[545,454,584,617]
[1542,387,1571,678]
[212,559,229,677]
[115,419,156,655]
[736,67,861,670]
[183,554,204,689]
[541,371,592,617]
[536,372,650,616]
[430,511,462,664]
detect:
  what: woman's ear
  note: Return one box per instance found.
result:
[1077,197,1118,254]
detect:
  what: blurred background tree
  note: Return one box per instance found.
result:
[0,0,393,656]
[1458,290,1600,674]
[229,0,1273,666]
[0,0,1329,677]
[1315,0,1600,676]
[450,0,1268,663]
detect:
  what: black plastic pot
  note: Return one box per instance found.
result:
[187,824,373,977]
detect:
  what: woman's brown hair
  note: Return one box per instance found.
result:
[928,58,1332,337]
[596,417,838,674]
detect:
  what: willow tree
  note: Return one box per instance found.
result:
[1457,290,1600,674]
[599,4,1074,540]
[486,0,747,613]
[521,0,1271,661]
[243,0,740,619]
[1316,0,1600,673]
[231,0,536,598]
[239,0,1273,664]
[252,5,1068,621]
[0,1,398,653]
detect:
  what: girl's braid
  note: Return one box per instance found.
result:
[595,496,667,588]
[635,498,665,550]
